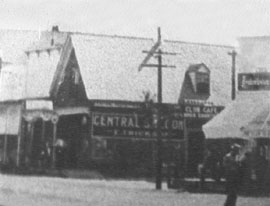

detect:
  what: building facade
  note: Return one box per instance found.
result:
[0,28,232,176]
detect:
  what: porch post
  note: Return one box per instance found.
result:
[52,122,57,169]
[3,134,8,164]
[26,121,34,166]
[183,118,188,175]
[3,110,8,164]
[16,116,23,167]
[41,120,46,142]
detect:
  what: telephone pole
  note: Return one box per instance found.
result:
[139,27,176,189]
[228,50,237,100]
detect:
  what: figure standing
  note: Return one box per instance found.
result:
[223,144,241,206]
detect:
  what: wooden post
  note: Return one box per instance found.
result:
[3,134,7,163]
[156,48,163,190]
[183,118,188,175]
[27,121,34,166]
[41,120,46,142]
[16,114,23,167]
[228,50,237,100]
[52,122,57,169]
[139,27,176,190]
[3,110,8,164]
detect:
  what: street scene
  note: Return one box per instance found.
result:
[0,0,270,205]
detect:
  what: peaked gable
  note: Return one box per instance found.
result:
[52,47,88,107]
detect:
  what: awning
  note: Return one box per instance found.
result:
[203,92,270,139]
[0,103,22,135]
[242,107,270,138]
[55,106,89,116]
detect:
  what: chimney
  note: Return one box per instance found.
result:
[52,25,59,32]
[51,25,59,46]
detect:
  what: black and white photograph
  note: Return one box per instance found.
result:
[0,0,270,205]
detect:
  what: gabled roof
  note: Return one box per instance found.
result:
[69,34,233,104]
[0,30,68,100]
[71,34,156,102]
[0,64,26,101]
[162,40,233,105]
[0,29,234,105]
[0,29,40,64]
[186,63,210,73]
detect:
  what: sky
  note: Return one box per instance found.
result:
[0,0,269,46]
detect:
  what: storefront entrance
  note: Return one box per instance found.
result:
[57,114,90,168]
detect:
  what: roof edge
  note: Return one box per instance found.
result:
[69,31,154,41]
[164,39,234,49]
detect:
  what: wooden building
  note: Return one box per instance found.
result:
[0,28,232,176]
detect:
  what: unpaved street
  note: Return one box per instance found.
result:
[0,175,269,206]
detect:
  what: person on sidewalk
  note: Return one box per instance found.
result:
[223,144,241,206]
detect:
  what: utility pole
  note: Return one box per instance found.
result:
[139,27,176,190]
[228,50,237,100]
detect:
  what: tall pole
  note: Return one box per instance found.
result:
[228,50,237,100]
[139,27,176,190]
[156,48,162,190]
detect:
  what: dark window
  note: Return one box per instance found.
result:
[196,72,210,94]
[197,82,209,94]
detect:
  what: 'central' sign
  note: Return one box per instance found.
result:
[92,112,184,140]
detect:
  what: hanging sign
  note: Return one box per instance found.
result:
[238,72,270,91]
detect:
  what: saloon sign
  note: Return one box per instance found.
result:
[238,72,270,91]
[92,112,184,140]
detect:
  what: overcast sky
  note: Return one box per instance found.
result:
[0,0,269,46]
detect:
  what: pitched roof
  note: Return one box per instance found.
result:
[0,29,234,105]
[0,64,26,101]
[23,32,68,99]
[0,29,40,64]
[163,40,233,105]
[71,34,156,102]
[203,91,270,139]
[71,34,233,104]
[0,30,68,100]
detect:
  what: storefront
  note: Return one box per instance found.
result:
[203,72,270,186]
[89,100,223,177]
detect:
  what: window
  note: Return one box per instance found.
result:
[188,64,210,95]
[196,72,210,94]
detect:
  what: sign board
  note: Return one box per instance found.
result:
[26,100,53,111]
[90,100,223,140]
[184,105,224,119]
[92,112,184,140]
[238,72,270,91]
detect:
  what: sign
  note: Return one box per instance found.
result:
[184,105,224,119]
[238,72,270,91]
[26,100,53,110]
[92,112,184,140]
